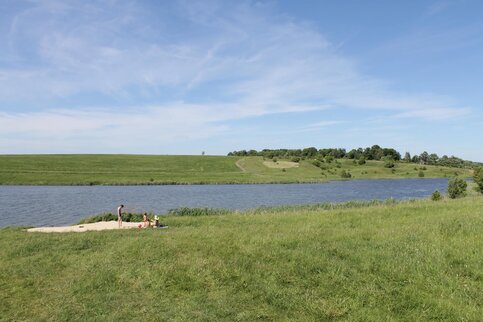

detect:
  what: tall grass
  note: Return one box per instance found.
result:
[78,199,404,223]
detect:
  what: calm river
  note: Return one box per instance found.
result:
[0,178,449,227]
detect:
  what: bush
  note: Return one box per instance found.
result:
[340,170,352,178]
[272,158,277,163]
[474,167,483,193]
[431,190,442,201]
[358,157,366,165]
[418,170,425,177]
[384,160,395,168]
[291,157,301,163]
[312,160,321,168]
[447,177,467,199]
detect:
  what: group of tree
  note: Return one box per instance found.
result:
[228,145,482,169]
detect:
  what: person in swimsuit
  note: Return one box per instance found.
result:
[117,204,124,228]
[143,213,149,228]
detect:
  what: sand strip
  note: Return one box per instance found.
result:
[27,221,145,233]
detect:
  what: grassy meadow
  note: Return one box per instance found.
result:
[0,154,472,185]
[1,196,482,321]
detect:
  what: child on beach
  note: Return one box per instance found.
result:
[143,213,149,228]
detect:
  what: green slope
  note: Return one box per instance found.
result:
[0,154,472,185]
[1,196,481,321]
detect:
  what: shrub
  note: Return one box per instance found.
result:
[431,190,442,201]
[291,157,301,163]
[447,177,467,199]
[325,156,334,163]
[272,158,277,163]
[418,170,425,177]
[384,160,395,168]
[474,167,483,193]
[340,170,352,178]
[312,160,321,168]
[358,157,366,165]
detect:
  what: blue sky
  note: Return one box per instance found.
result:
[0,0,482,161]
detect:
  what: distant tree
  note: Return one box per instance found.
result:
[329,148,346,158]
[411,155,420,163]
[447,177,467,199]
[302,147,318,158]
[382,148,401,160]
[363,147,372,160]
[370,145,384,160]
[428,153,439,165]
[419,151,429,164]
[347,149,358,159]
[247,149,258,156]
[201,151,205,156]
[404,152,411,162]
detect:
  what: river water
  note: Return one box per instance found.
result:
[0,178,449,227]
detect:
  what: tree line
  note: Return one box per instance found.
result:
[227,145,481,169]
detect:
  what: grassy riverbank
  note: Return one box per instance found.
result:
[0,154,472,185]
[1,196,481,321]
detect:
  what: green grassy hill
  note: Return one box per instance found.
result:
[1,196,481,321]
[0,154,472,185]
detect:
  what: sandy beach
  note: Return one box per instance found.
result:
[27,221,145,233]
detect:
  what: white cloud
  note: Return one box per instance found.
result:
[0,0,473,153]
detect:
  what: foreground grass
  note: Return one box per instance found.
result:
[0,197,481,321]
[0,154,472,185]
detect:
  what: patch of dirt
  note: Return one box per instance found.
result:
[235,158,247,172]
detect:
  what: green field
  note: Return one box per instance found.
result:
[0,196,481,321]
[0,154,472,185]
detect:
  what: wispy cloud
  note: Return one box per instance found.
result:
[0,0,473,153]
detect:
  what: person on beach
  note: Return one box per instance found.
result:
[143,213,149,228]
[117,204,124,228]
[154,215,159,228]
